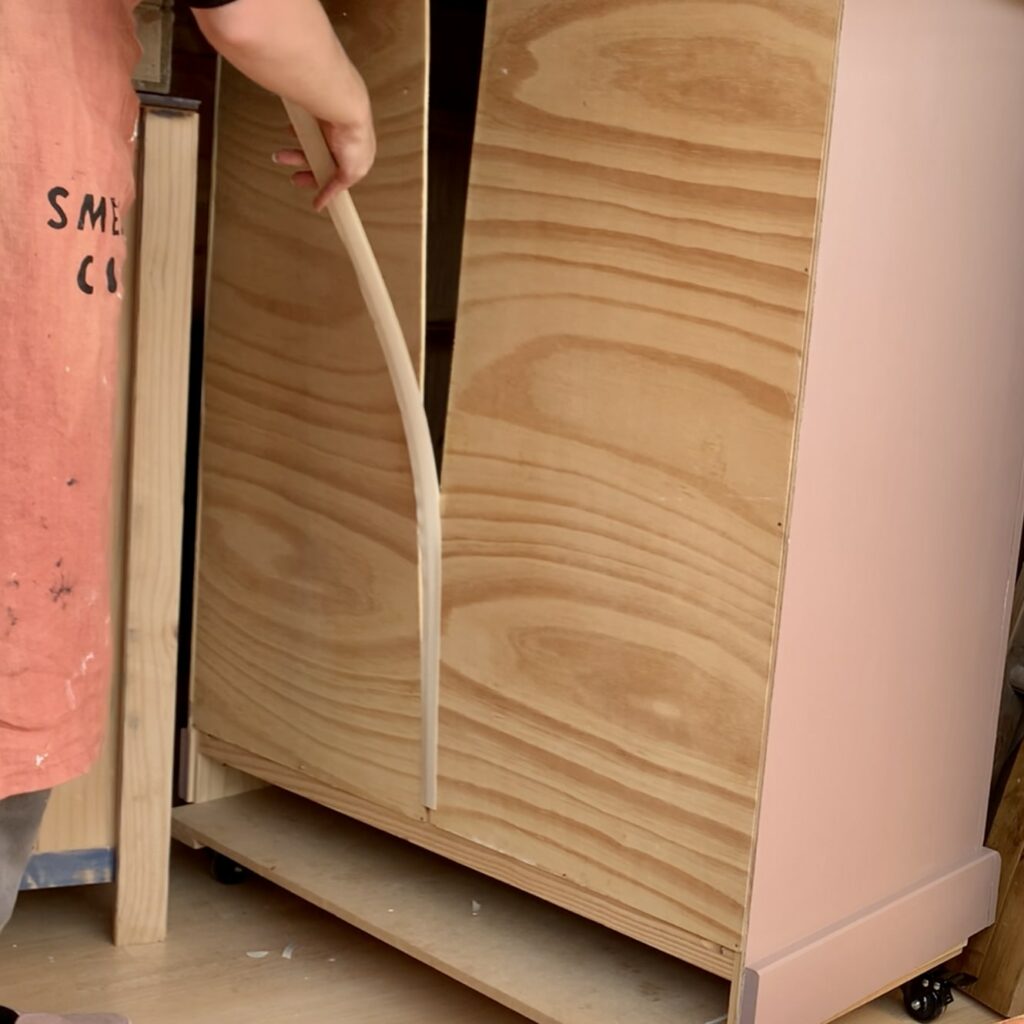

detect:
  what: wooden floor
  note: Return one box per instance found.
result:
[0,847,1002,1024]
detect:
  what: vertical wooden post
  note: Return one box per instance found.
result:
[115,104,199,946]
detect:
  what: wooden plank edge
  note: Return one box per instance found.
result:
[195,731,736,979]
[957,729,1024,1003]
[962,846,1024,1017]
[172,788,730,1024]
[114,106,199,947]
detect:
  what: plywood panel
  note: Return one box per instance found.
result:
[436,0,841,951]
[192,0,427,817]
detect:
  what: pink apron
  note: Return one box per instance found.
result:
[0,0,140,799]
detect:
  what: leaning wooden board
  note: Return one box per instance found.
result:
[191,0,428,819]
[436,0,839,952]
[115,103,200,947]
[187,1,1024,1022]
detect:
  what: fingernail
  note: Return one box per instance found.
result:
[271,152,280,164]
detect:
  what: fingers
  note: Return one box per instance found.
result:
[313,174,349,212]
[272,148,309,169]
[273,147,318,193]
[290,170,318,191]
[272,124,376,210]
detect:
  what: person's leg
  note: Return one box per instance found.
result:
[0,792,128,1024]
[0,790,50,934]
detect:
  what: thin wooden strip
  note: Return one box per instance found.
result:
[172,788,731,1024]
[283,101,441,811]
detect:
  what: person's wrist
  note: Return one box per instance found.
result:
[322,88,372,135]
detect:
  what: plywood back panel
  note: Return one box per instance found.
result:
[436,0,841,949]
[192,0,428,818]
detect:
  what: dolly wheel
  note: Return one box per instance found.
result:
[210,851,250,885]
[902,973,954,1022]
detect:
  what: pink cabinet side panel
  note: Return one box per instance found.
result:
[744,0,1024,1011]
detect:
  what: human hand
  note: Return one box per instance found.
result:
[273,108,377,211]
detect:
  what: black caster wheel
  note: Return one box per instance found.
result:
[902,983,945,1022]
[210,851,250,885]
[901,970,968,1022]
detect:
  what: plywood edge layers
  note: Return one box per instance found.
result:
[180,56,262,808]
[171,787,730,1024]
[195,730,736,978]
[181,56,219,807]
[740,854,997,1024]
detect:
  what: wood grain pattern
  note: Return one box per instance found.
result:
[966,585,1024,1014]
[436,0,841,951]
[960,738,1024,1015]
[1009,568,1024,652]
[183,726,263,805]
[132,0,173,94]
[192,0,428,818]
[115,107,198,945]
[197,731,736,977]
[173,788,731,1024]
